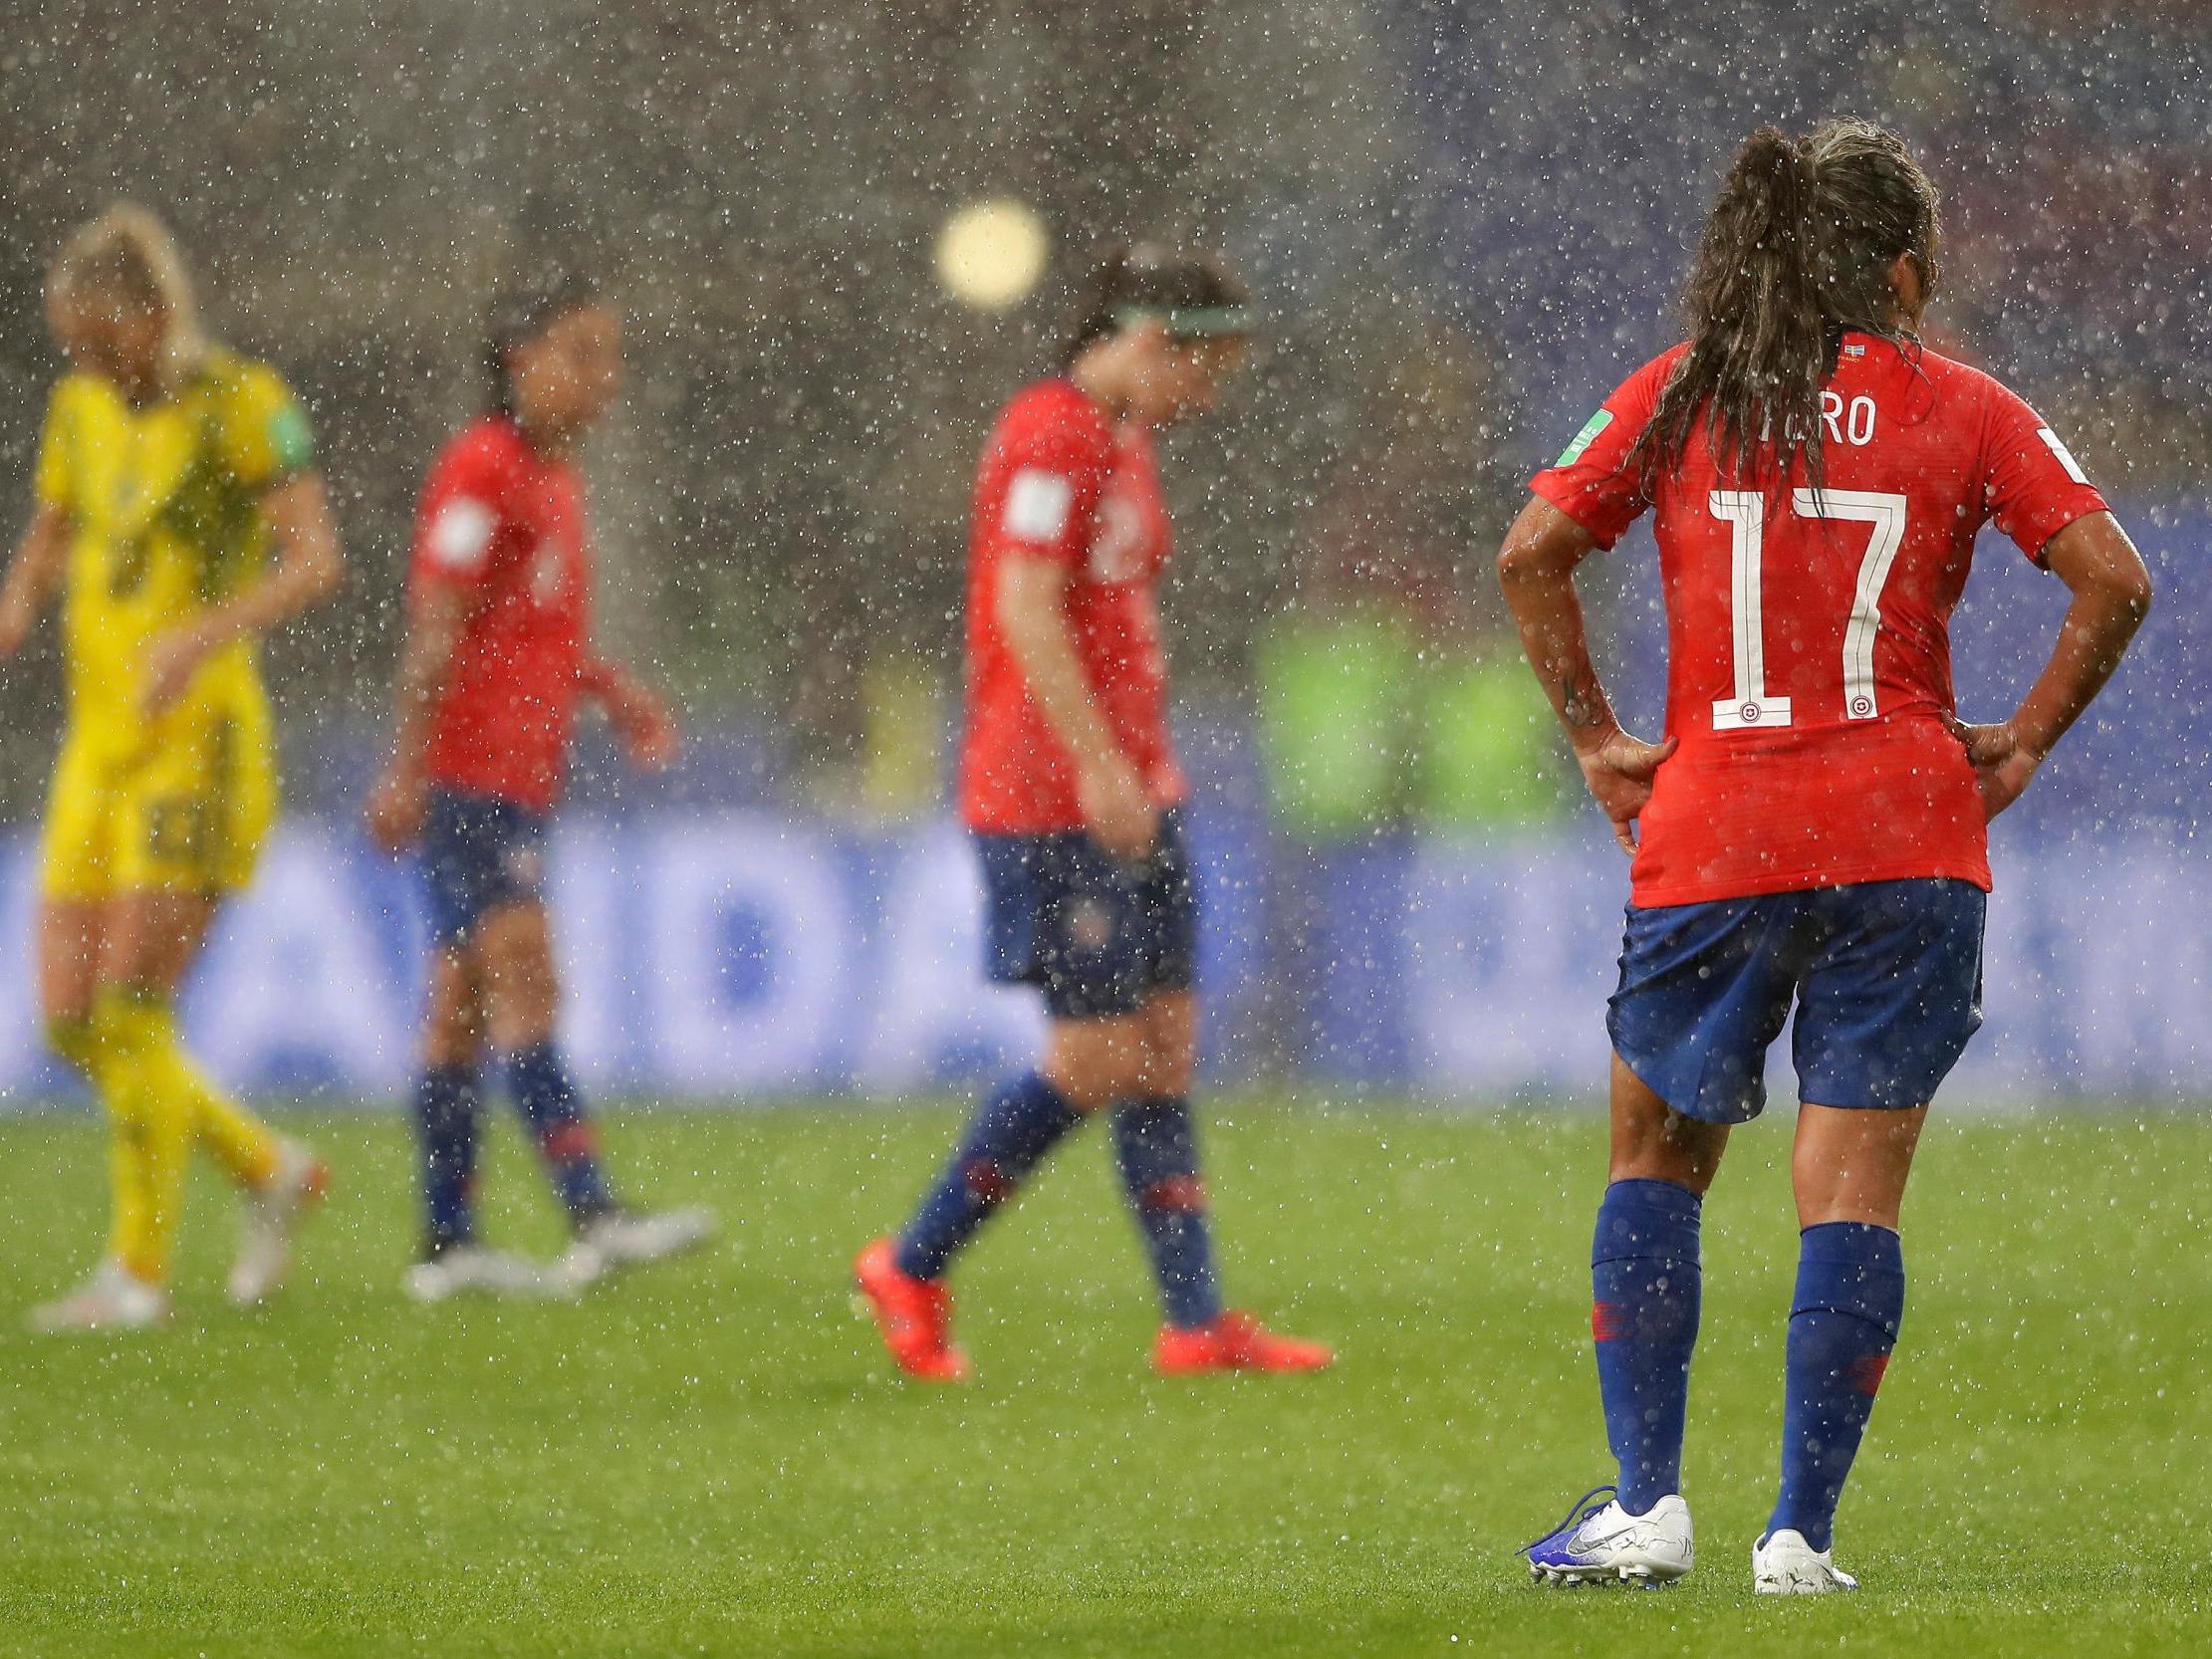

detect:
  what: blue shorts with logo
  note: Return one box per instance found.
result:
[421,789,551,948]
[1606,877,1986,1125]
[976,808,1198,1021]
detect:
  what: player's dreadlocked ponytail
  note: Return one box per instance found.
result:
[1058,243,1251,367]
[1632,119,1939,494]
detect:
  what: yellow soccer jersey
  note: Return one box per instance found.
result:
[34,349,315,750]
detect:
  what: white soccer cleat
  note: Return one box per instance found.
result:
[1754,1529,1859,1594]
[229,1139,331,1305]
[28,1261,171,1333]
[554,1205,718,1291]
[403,1244,566,1304]
[1522,1487,1695,1586]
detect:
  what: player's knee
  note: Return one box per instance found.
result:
[421,976,484,1066]
[45,1014,102,1081]
[478,936,560,1046]
[90,987,164,1056]
[1044,1063,1128,1113]
[421,1019,481,1070]
[485,996,558,1055]
[1138,1034,1198,1098]
[1043,1030,1150,1111]
[1610,1122,1726,1193]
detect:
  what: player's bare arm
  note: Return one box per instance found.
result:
[580,652,680,772]
[995,553,1157,860]
[1950,511,2151,822]
[0,503,70,658]
[142,470,345,715]
[1498,494,1677,854]
[367,583,476,852]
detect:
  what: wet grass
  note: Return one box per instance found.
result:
[0,1099,2204,1657]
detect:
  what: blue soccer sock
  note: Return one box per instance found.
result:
[1110,1096,1223,1329]
[1591,1177,1704,1516]
[894,1071,1083,1280]
[415,1065,482,1255]
[1769,1221,1905,1552]
[503,1041,615,1224]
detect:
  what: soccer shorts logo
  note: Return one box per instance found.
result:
[503,843,545,892]
[1066,897,1116,952]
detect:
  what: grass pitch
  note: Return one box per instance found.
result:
[0,1099,2204,1658]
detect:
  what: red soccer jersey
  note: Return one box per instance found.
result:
[1531,334,2107,907]
[409,414,594,814]
[957,377,1187,833]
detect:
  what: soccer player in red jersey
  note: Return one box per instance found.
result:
[855,247,1332,1380]
[1504,123,2150,1592]
[368,276,713,1300]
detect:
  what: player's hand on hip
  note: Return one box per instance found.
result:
[1948,717,2042,822]
[614,682,682,773]
[1077,755,1159,863]
[366,764,428,853]
[1575,727,1677,854]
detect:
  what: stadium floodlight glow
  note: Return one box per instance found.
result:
[934,198,1049,311]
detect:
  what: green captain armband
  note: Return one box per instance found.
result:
[267,402,316,475]
[1555,409,1612,467]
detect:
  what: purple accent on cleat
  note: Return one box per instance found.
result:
[1521,1485,1619,1572]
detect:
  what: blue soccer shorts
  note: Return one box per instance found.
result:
[420,788,551,949]
[974,808,1198,1022]
[1606,876,1986,1125]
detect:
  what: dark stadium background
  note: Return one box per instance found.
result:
[3,0,2200,792]
[0,0,2204,1101]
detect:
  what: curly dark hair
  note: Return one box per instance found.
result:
[1629,119,1940,494]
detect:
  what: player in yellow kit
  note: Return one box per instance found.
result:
[0,205,345,1330]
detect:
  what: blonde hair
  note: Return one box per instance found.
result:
[48,202,209,392]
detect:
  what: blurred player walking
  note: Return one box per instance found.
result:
[856,247,1332,1380]
[368,276,712,1300]
[0,206,342,1330]
[1500,122,2150,1590]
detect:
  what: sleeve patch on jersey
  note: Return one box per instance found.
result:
[2036,427,2090,487]
[427,499,497,571]
[1556,409,1612,467]
[1003,470,1075,543]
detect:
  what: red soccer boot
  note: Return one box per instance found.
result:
[1153,1309,1335,1376]
[854,1237,972,1382]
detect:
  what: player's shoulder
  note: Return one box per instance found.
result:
[990,376,1112,462]
[1847,336,2010,412]
[46,369,110,423]
[186,347,286,429]
[196,348,316,477]
[1620,342,1691,397]
[1890,339,2005,399]
[198,345,284,395]
[1852,339,2049,457]
[428,413,530,495]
